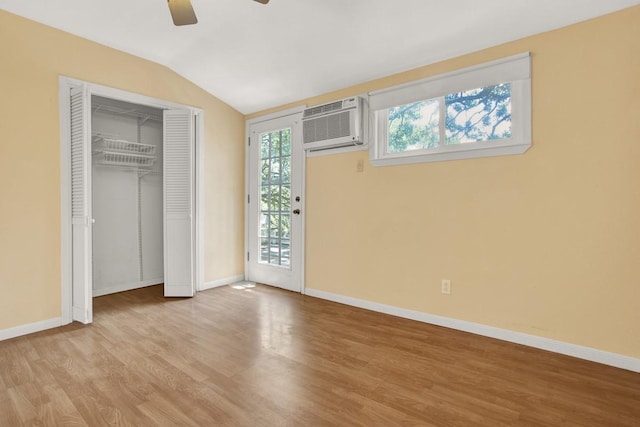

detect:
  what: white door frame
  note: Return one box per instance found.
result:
[245,106,307,293]
[59,76,204,324]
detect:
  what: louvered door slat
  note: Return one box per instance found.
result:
[163,110,195,297]
[70,89,86,218]
[69,85,92,323]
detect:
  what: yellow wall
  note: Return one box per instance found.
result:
[0,11,245,330]
[253,6,640,358]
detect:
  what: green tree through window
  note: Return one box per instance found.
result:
[388,99,439,152]
[387,83,512,153]
[446,83,511,144]
[259,128,291,267]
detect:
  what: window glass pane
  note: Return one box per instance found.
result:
[388,99,440,153]
[445,83,512,144]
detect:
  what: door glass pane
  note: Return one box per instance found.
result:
[282,185,291,210]
[261,159,270,184]
[270,159,281,183]
[282,138,291,156]
[281,156,291,183]
[260,213,269,238]
[260,186,269,211]
[269,214,281,238]
[281,214,291,239]
[259,128,292,267]
[260,238,270,263]
[281,239,291,267]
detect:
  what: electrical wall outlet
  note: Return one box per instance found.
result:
[441,279,451,295]
[356,159,364,173]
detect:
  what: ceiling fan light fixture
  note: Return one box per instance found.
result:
[168,0,198,26]
[168,0,269,27]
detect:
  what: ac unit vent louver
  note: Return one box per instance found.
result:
[302,100,345,119]
[302,97,363,151]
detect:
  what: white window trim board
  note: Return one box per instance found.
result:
[368,52,531,111]
[369,53,532,167]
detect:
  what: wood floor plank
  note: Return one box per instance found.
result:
[0,284,639,426]
[0,390,21,426]
[66,381,137,427]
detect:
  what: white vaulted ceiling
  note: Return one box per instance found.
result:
[1,0,638,114]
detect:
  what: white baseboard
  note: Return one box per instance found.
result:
[200,275,245,291]
[0,316,70,342]
[304,288,640,373]
[92,278,163,297]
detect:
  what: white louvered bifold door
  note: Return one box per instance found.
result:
[163,109,195,297]
[70,85,93,323]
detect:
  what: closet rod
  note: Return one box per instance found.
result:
[93,103,163,122]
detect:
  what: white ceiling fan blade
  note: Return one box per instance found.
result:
[168,0,198,26]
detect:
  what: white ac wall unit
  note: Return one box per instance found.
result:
[302,96,363,151]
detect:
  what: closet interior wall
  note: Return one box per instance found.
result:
[91,96,164,297]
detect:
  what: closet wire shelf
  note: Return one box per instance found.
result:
[92,134,157,170]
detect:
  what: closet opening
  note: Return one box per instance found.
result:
[60,76,202,325]
[91,96,164,297]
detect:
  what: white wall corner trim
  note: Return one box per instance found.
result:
[200,275,245,291]
[0,317,70,342]
[304,288,640,373]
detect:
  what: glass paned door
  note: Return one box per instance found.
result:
[259,129,291,267]
[248,113,303,292]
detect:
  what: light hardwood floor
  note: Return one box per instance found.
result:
[0,284,638,426]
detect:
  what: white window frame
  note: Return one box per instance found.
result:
[369,53,532,167]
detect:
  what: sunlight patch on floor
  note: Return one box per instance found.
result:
[231,281,257,290]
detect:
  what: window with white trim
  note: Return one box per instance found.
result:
[369,53,531,166]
